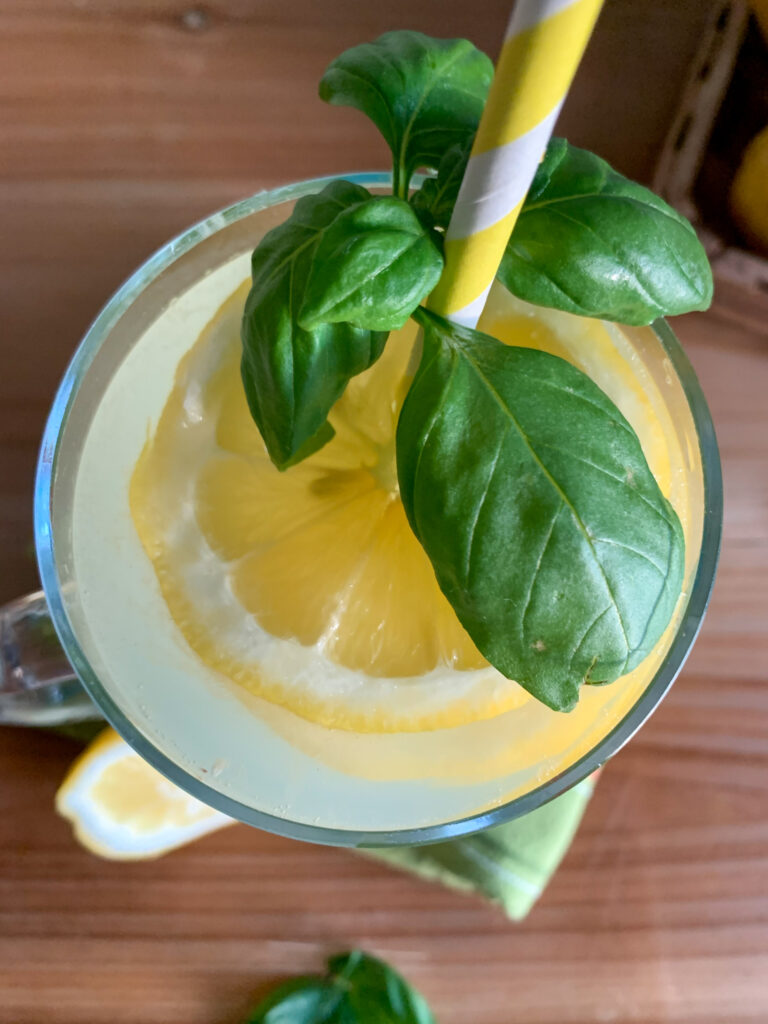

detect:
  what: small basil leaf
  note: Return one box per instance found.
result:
[241,179,387,469]
[410,138,471,231]
[498,138,714,325]
[328,952,436,1024]
[319,31,492,198]
[245,977,342,1024]
[244,952,435,1024]
[299,197,444,332]
[398,308,685,711]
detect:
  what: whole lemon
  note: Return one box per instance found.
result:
[730,125,768,254]
[751,0,768,46]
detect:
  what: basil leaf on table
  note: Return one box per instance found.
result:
[328,952,435,1024]
[319,30,492,198]
[245,977,343,1024]
[241,180,387,470]
[299,196,443,332]
[410,138,471,231]
[245,951,435,1024]
[398,308,685,712]
[498,138,714,325]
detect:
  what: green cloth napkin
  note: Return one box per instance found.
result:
[365,777,595,920]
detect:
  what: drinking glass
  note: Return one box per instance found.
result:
[0,173,722,845]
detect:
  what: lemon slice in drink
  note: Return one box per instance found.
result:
[130,281,671,733]
[130,281,532,733]
[56,728,232,859]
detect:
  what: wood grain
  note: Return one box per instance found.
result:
[1,2,767,1022]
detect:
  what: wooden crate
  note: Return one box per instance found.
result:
[653,1,768,328]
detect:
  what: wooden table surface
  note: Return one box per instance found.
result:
[2,3,767,1022]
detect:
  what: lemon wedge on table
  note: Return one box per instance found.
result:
[56,728,232,860]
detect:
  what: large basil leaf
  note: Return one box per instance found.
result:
[398,309,685,711]
[299,196,443,332]
[319,31,492,198]
[245,951,435,1024]
[241,180,387,470]
[498,138,713,325]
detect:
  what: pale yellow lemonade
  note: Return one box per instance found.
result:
[72,250,700,832]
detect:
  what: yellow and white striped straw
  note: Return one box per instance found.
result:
[428,0,604,328]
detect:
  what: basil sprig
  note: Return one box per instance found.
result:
[239,30,708,709]
[246,951,435,1024]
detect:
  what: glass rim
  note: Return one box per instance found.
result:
[34,172,723,847]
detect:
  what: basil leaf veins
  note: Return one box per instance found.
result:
[319,30,492,199]
[299,196,443,332]
[398,308,685,711]
[245,951,435,1024]
[498,138,714,325]
[241,179,387,470]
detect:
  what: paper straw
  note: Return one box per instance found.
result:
[428,0,604,328]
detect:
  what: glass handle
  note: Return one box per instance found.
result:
[0,590,102,726]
